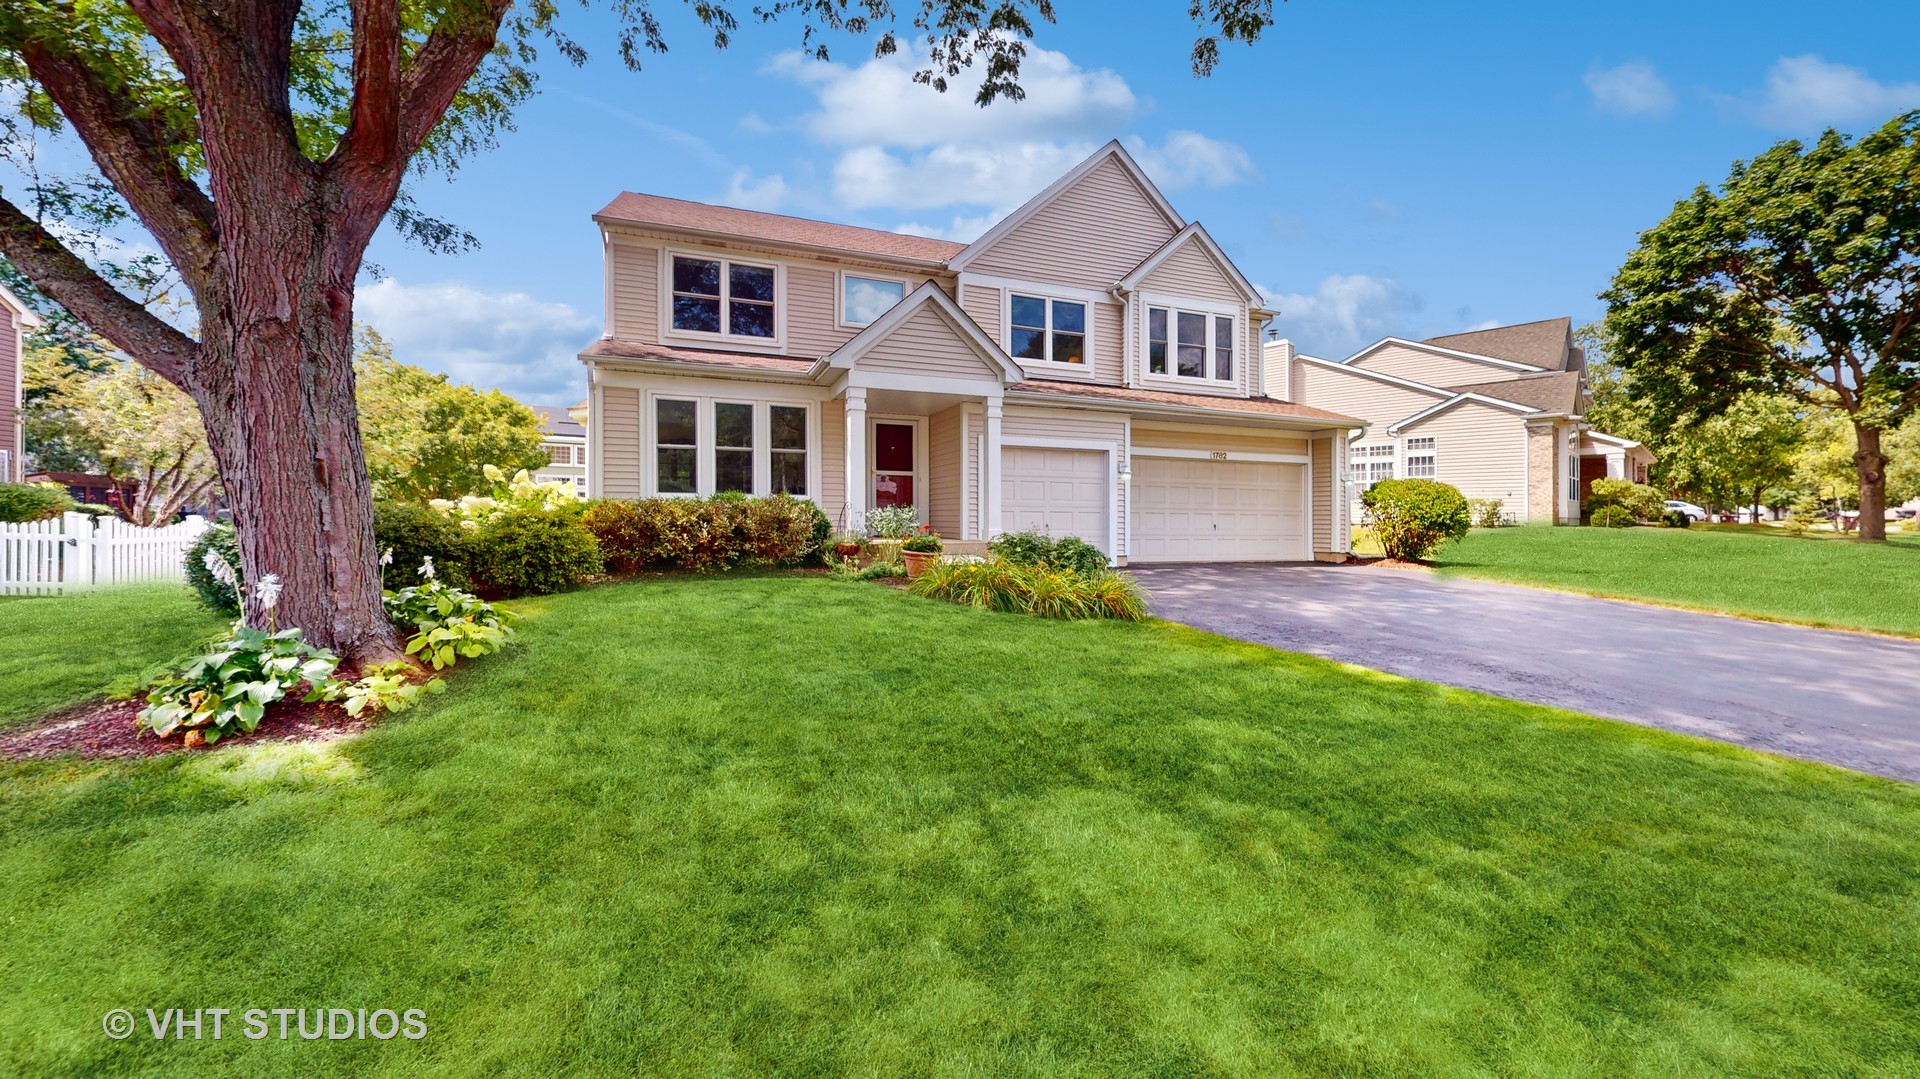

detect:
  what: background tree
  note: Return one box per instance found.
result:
[354,327,547,502]
[1658,395,1806,520]
[1602,111,1920,541]
[0,1,1279,661]
[47,357,221,524]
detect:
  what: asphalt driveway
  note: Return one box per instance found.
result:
[1129,563,1920,782]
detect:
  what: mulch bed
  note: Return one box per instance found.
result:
[0,695,376,762]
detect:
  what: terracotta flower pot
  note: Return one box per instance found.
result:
[833,541,864,560]
[902,550,938,578]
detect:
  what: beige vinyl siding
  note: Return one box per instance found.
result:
[1139,242,1242,305]
[1002,405,1128,557]
[1130,427,1309,456]
[964,411,982,539]
[967,158,1179,288]
[1292,362,1444,432]
[598,387,643,499]
[1400,400,1532,513]
[856,305,1000,380]
[1349,342,1531,387]
[819,397,847,525]
[927,405,966,537]
[608,240,659,343]
[1310,436,1335,553]
[785,263,855,357]
[1092,301,1125,385]
[960,284,1000,338]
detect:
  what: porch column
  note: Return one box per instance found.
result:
[984,397,1003,537]
[1605,451,1626,479]
[844,387,868,533]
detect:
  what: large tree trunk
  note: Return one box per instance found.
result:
[1853,422,1889,542]
[188,212,400,666]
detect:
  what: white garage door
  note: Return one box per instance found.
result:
[1132,457,1309,562]
[1001,446,1110,553]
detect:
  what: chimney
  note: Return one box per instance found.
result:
[1261,336,1297,400]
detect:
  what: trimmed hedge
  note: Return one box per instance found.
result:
[1360,479,1471,561]
[373,501,473,588]
[0,482,73,523]
[583,495,826,573]
[466,506,603,597]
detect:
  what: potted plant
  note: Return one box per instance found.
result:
[829,530,865,561]
[900,526,943,578]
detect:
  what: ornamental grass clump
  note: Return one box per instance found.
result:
[909,558,1149,621]
[1359,479,1472,561]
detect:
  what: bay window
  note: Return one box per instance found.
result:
[1147,304,1236,383]
[670,254,778,340]
[1009,294,1088,366]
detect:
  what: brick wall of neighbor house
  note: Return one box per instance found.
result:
[599,387,643,499]
[1525,423,1558,524]
[0,306,18,480]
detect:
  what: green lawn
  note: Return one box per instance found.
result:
[0,584,226,729]
[4,577,1919,1074]
[1434,525,1920,636]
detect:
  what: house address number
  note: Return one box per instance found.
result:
[1210,451,1228,460]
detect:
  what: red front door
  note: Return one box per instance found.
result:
[872,422,915,509]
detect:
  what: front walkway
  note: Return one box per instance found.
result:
[1129,563,1920,782]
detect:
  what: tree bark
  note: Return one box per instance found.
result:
[1853,423,1889,542]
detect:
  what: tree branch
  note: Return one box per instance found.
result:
[0,193,198,386]
[17,39,220,291]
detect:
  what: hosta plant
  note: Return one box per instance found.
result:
[384,571,516,671]
[309,661,447,717]
[138,626,340,743]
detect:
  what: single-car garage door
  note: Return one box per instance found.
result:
[1001,446,1110,553]
[1132,457,1309,562]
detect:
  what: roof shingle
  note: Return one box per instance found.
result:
[1442,371,1583,414]
[595,193,965,264]
[1423,317,1576,371]
[1011,380,1364,425]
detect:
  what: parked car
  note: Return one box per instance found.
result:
[1663,500,1708,522]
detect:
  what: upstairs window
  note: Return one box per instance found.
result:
[1148,305,1235,383]
[1009,294,1088,366]
[841,274,906,326]
[671,255,777,340]
[1404,436,1436,478]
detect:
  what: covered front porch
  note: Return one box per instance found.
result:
[1576,429,1657,510]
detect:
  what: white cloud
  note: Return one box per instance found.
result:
[723,169,788,211]
[1259,274,1423,358]
[1585,61,1676,118]
[355,279,595,406]
[1745,55,1920,129]
[767,43,1253,225]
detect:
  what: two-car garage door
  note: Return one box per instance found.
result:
[1131,457,1309,562]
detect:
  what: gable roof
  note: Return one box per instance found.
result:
[824,281,1023,382]
[948,141,1184,272]
[1442,371,1583,415]
[1115,222,1262,303]
[1387,391,1542,434]
[1423,317,1577,371]
[1343,336,1545,374]
[595,193,963,265]
[1297,353,1452,398]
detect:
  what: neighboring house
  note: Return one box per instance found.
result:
[1,283,46,483]
[1271,318,1654,525]
[578,142,1366,563]
[531,403,588,494]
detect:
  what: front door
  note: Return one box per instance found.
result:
[871,420,918,512]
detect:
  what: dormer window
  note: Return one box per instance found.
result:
[670,254,777,340]
[1148,305,1234,383]
[1009,294,1087,366]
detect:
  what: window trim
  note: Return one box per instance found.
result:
[1349,442,1396,486]
[836,270,911,329]
[1002,291,1097,378]
[643,391,818,501]
[1140,298,1240,387]
[1403,436,1436,479]
[658,246,787,350]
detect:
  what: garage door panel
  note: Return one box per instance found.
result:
[1131,457,1308,562]
[1001,446,1111,553]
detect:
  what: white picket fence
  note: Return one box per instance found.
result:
[0,512,211,596]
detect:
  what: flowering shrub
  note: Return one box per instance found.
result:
[901,525,943,554]
[583,494,823,573]
[428,464,580,527]
[863,505,921,539]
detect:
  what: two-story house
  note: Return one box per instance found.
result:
[530,403,589,495]
[578,142,1366,564]
[1272,318,1654,525]
[1,283,44,483]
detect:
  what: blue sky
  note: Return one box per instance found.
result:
[181,2,1920,404]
